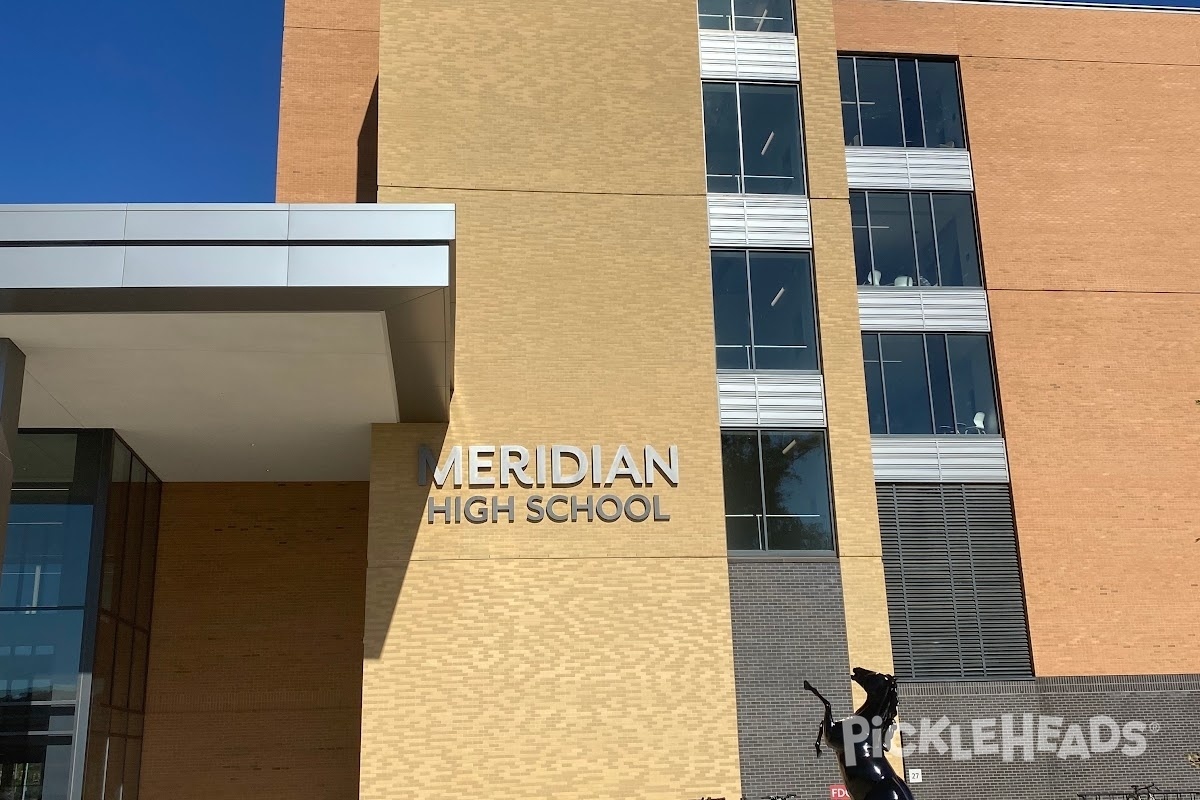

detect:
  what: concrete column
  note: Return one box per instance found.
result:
[0,338,25,558]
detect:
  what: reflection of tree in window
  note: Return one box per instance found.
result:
[720,430,833,551]
[760,432,832,551]
[720,431,763,549]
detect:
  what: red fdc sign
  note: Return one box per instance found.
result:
[830,786,851,799]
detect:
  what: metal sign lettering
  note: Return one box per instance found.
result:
[418,444,680,524]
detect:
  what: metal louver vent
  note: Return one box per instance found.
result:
[877,483,1033,681]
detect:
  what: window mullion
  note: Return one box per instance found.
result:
[913,59,929,149]
[744,251,756,370]
[928,193,944,287]
[862,191,878,285]
[906,192,920,287]
[852,57,865,147]
[944,334,960,433]
[733,83,748,194]
[875,333,892,434]
[892,58,906,148]
[921,333,937,435]
[755,431,769,550]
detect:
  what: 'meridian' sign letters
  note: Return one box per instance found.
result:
[418,444,679,524]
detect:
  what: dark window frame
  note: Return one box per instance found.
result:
[862,332,1002,436]
[698,0,796,32]
[839,54,968,149]
[851,190,984,289]
[721,428,837,555]
[711,248,822,371]
[702,80,809,196]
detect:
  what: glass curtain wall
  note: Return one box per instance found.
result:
[0,432,160,800]
[862,333,1001,435]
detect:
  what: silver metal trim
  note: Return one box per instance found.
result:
[858,287,991,331]
[871,435,1010,482]
[708,193,813,248]
[699,30,800,81]
[845,147,974,191]
[717,370,826,426]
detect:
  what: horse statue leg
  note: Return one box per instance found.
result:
[803,680,834,758]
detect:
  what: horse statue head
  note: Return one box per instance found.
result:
[804,668,916,800]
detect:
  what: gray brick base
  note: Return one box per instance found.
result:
[898,675,1200,799]
[729,560,853,799]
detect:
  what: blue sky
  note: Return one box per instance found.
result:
[1,0,1197,204]
[0,1,284,204]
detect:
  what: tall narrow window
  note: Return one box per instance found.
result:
[862,333,1000,435]
[721,430,834,552]
[1,432,162,800]
[699,0,795,32]
[839,56,965,149]
[851,191,981,287]
[712,251,818,370]
[703,82,806,195]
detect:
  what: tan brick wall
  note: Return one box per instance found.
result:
[832,0,1200,676]
[362,2,743,797]
[276,0,378,202]
[140,482,368,800]
[797,0,896,698]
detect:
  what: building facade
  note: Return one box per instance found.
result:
[2,0,1199,799]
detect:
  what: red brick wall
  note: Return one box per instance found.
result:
[139,483,368,800]
[833,0,1200,676]
[275,0,379,202]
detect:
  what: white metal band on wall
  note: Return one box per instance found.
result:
[872,436,1009,482]
[708,194,812,248]
[858,288,990,332]
[718,371,826,427]
[846,147,974,191]
[698,31,800,81]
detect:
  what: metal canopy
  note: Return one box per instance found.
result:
[0,203,455,481]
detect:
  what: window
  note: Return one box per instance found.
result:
[721,430,834,552]
[712,250,818,370]
[699,0,794,32]
[703,82,806,195]
[862,333,999,435]
[839,56,965,148]
[878,483,1032,680]
[2,431,161,800]
[851,191,981,287]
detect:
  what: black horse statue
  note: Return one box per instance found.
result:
[803,667,915,800]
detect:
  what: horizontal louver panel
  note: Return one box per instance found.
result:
[698,31,800,81]
[717,371,826,426]
[846,147,974,191]
[878,483,1033,681]
[872,436,1009,482]
[858,288,990,332]
[708,194,812,248]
